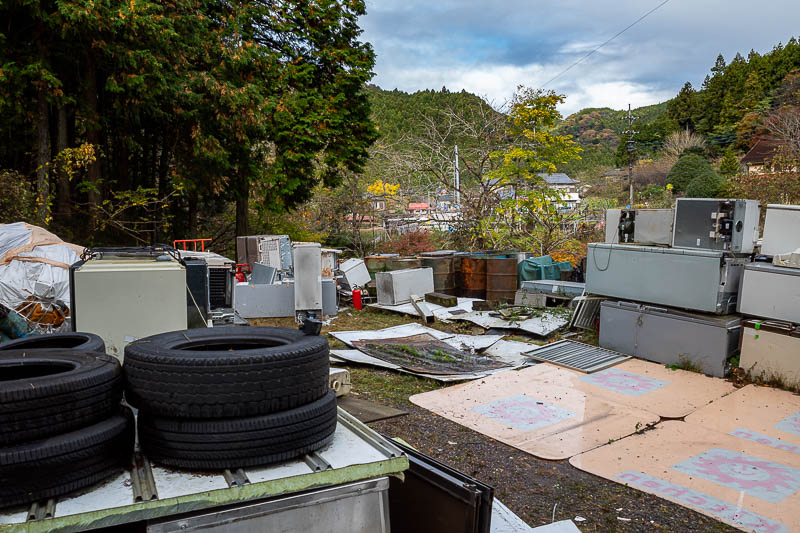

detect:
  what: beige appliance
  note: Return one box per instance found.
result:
[70,249,188,359]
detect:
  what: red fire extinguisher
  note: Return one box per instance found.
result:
[353,289,362,310]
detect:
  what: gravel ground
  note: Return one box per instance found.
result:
[351,368,738,533]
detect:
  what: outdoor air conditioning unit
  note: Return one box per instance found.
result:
[604,208,673,245]
[70,247,188,359]
[672,198,760,253]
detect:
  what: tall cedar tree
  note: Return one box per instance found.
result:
[0,1,376,242]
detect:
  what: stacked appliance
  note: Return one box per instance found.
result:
[234,236,338,320]
[737,204,800,382]
[589,199,761,377]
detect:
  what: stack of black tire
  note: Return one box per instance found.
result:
[124,327,337,469]
[0,333,134,508]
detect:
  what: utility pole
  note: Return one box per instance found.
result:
[624,104,638,206]
[454,145,460,207]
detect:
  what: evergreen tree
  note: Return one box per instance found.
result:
[667,82,701,131]
[667,153,717,193]
[718,148,742,178]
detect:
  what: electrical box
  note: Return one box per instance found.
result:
[293,243,322,313]
[257,235,293,272]
[70,249,188,360]
[604,208,673,245]
[761,204,800,257]
[376,268,434,306]
[672,198,760,253]
[586,243,747,314]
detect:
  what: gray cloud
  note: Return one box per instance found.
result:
[360,0,800,115]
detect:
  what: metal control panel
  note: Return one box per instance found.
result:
[672,198,760,253]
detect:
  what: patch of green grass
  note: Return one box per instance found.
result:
[346,366,445,407]
[666,356,703,374]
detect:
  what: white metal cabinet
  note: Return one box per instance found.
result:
[740,320,800,384]
[761,204,800,256]
[72,256,187,359]
[738,262,800,324]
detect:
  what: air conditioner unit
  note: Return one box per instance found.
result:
[604,208,673,245]
[672,198,760,253]
[586,243,747,314]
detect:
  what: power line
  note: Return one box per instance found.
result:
[542,0,672,89]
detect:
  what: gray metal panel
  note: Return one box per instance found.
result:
[234,283,295,318]
[762,204,800,256]
[322,278,338,316]
[634,209,673,245]
[524,340,630,373]
[586,243,745,314]
[234,281,337,318]
[293,243,322,312]
[604,208,621,243]
[147,478,390,533]
[520,280,585,297]
[738,263,800,323]
[599,300,741,377]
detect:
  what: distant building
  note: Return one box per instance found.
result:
[407,202,430,214]
[741,139,788,174]
[536,173,581,209]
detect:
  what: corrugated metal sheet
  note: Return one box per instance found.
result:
[524,340,629,373]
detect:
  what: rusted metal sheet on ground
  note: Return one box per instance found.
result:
[352,333,509,375]
[460,256,487,299]
[421,256,457,295]
[486,258,518,303]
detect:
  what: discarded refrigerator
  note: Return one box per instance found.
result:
[738,262,800,324]
[740,319,800,384]
[586,243,747,314]
[599,300,741,378]
[376,268,434,305]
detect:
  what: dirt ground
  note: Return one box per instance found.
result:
[253,309,737,532]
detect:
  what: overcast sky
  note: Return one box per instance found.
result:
[359,0,800,116]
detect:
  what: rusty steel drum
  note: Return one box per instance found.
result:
[486,257,518,303]
[421,256,456,295]
[364,255,392,279]
[386,257,422,271]
[459,256,487,299]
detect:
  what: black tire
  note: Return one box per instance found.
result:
[0,350,123,445]
[0,407,134,508]
[139,390,338,470]
[124,327,330,418]
[0,332,106,354]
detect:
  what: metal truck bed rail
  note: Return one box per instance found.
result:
[0,409,408,533]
